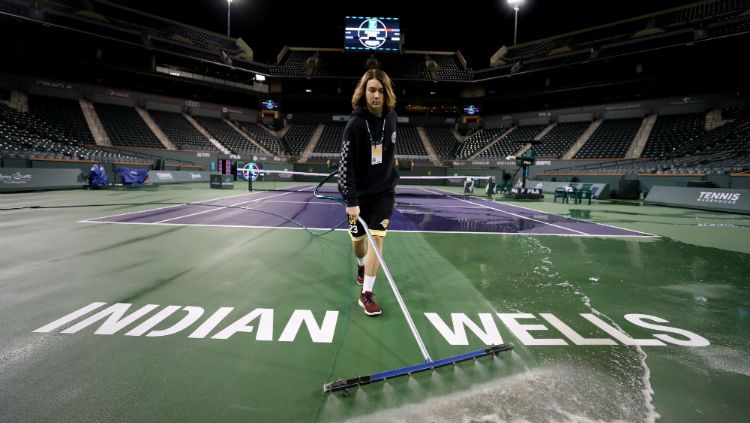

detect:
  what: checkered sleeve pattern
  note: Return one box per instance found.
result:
[338,137,358,206]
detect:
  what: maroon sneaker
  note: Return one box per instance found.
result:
[356,265,365,286]
[358,291,382,316]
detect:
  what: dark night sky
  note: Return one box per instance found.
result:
[117,0,695,68]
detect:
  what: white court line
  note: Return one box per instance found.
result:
[77,185,656,238]
[78,185,311,224]
[489,195,658,237]
[78,191,271,223]
[155,189,308,223]
[254,200,485,209]
[252,200,340,205]
[388,228,656,237]
[78,220,656,237]
[419,188,587,235]
[79,220,341,232]
[428,187,658,237]
[396,204,486,210]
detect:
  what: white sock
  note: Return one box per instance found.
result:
[362,275,376,293]
[356,257,365,266]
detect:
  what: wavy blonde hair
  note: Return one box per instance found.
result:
[351,69,396,110]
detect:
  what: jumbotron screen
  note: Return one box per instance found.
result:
[344,16,401,52]
[463,105,480,115]
[260,99,278,110]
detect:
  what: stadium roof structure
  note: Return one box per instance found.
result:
[0,0,748,113]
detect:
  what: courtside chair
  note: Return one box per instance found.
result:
[578,183,593,205]
[554,187,569,203]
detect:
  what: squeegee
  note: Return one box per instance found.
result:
[314,170,515,394]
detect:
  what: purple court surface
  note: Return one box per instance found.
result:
[82,185,653,237]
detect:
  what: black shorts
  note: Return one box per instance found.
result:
[348,195,395,240]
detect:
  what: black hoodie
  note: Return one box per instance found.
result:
[338,105,399,207]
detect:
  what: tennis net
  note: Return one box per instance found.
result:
[237,169,500,198]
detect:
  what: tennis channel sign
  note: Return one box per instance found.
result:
[35,302,709,347]
[645,186,750,214]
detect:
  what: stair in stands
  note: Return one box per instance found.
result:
[79,99,111,146]
[298,124,325,163]
[626,114,656,159]
[468,127,516,160]
[182,113,230,154]
[416,126,441,165]
[136,107,177,150]
[562,119,602,159]
[223,118,272,156]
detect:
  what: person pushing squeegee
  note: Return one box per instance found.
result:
[317,70,512,394]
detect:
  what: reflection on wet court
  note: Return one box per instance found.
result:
[84,184,652,237]
[0,184,748,423]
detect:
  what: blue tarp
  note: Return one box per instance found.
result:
[88,164,109,188]
[116,167,149,186]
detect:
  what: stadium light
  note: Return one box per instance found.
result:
[226,0,232,37]
[507,0,524,45]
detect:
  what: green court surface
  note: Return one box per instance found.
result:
[1,184,748,423]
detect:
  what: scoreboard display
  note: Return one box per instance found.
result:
[344,16,401,52]
[463,105,480,116]
[260,99,278,110]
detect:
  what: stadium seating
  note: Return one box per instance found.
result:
[170,25,238,51]
[665,108,750,173]
[281,123,317,156]
[432,55,471,81]
[456,127,508,159]
[424,126,460,160]
[722,105,745,120]
[20,0,747,87]
[95,103,164,149]
[504,39,568,62]
[271,51,310,77]
[28,95,95,145]
[395,125,427,156]
[233,121,286,155]
[493,0,750,75]
[641,113,706,159]
[0,103,147,163]
[400,59,432,80]
[149,110,218,152]
[656,0,749,28]
[709,16,750,37]
[313,123,346,155]
[544,107,750,175]
[477,125,546,159]
[80,0,237,53]
[269,50,450,81]
[193,115,264,155]
[534,122,590,158]
[575,118,642,159]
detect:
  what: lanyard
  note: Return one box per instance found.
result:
[365,118,386,145]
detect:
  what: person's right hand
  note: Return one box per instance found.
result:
[346,206,360,219]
